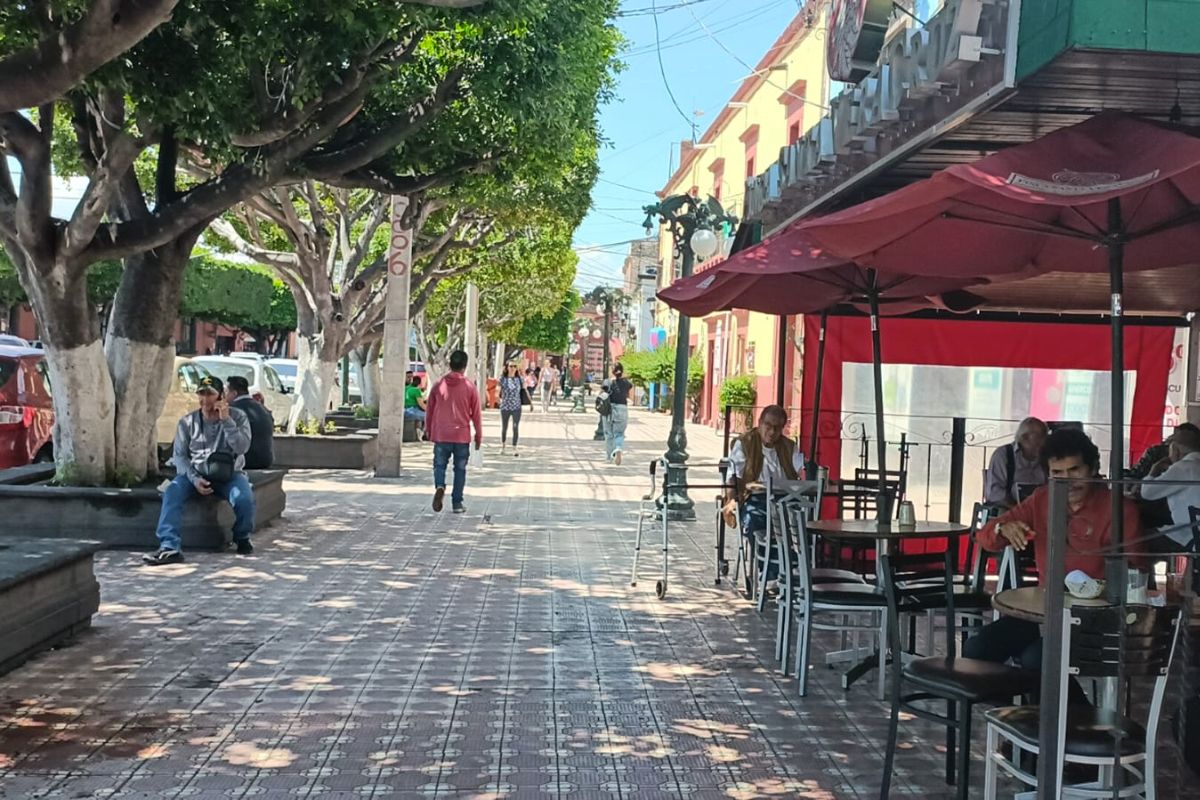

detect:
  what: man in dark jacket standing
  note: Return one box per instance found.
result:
[227,376,274,469]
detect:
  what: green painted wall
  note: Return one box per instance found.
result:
[1017,0,1200,80]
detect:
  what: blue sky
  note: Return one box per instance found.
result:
[571,0,803,293]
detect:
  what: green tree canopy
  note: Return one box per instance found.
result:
[516,289,581,353]
[0,249,295,331]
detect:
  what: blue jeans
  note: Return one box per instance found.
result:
[963,616,1088,703]
[404,407,426,421]
[603,404,628,459]
[740,492,778,581]
[156,473,255,552]
[433,442,470,507]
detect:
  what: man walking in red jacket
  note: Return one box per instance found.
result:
[426,350,483,513]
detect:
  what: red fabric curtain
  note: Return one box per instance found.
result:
[800,316,1174,481]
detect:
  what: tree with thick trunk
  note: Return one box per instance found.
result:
[0,0,618,484]
[210,187,501,429]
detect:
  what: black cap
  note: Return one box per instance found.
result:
[197,375,224,395]
[227,375,250,395]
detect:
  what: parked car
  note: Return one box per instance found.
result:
[268,358,365,405]
[192,356,291,422]
[229,352,266,362]
[155,357,214,444]
[266,358,297,391]
[0,345,54,467]
[0,334,30,347]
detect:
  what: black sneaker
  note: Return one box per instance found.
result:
[235,539,254,555]
[433,487,445,512]
[452,505,466,514]
[142,549,183,566]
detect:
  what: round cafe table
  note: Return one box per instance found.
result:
[804,519,971,691]
[991,586,1110,623]
[806,518,971,546]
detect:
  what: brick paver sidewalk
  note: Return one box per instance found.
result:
[0,407,1047,798]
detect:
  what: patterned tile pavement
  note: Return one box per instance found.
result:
[1,406,1196,798]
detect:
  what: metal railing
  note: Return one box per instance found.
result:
[719,406,1171,523]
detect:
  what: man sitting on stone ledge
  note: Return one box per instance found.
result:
[144,375,256,566]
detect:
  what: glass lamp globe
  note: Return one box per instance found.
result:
[690,228,720,261]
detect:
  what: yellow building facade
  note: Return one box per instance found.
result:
[654,7,829,428]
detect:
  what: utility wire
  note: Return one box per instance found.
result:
[623,0,789,57]
[597,176,659,194]
[618,0,722,16]
[651,0,697,138]
[686,6,830,112]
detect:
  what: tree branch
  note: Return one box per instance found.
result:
[302,67,465,178]
[63,93,144,256]
[0,0,180,113]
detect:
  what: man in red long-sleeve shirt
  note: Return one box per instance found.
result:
[966,428,1141,685]
[426,350,483,514]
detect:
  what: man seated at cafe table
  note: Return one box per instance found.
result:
[983,417,1048,509]
[722,405,806,580]
[965,428,1143,693]
[1139,425,1200,556]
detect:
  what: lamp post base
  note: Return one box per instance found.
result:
[594,416,605,440]
[664,424,694,520]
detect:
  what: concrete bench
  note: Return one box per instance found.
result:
[0,537,102,675]
[0,469,287,551]
[273,433,377,470]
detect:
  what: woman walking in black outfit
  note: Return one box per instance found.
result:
[498,362,528,456]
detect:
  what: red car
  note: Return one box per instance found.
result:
[0,345,54,468]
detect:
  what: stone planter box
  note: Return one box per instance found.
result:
[0,537,102,675]
[337,417,378,431]
[0,469,286,551]
[273,433,377,470]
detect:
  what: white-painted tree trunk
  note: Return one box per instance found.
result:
[42,341,117,485]
[287,336,339,432]
[106,337,177,479]
[354,341,382,410]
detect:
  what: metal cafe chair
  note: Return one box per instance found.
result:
[878,551,1040,800]
[767,476,866,671]
[983,603,1183,799]
[780,502,888,699]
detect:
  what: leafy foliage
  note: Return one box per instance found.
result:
[618,342,703,406]
[719,374,757,429]
[515,289,581,353]
[0,249,295,331]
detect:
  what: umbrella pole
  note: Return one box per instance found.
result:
[808,311,828,473]
[776,315,788,407]
[867,271,890,521]
[1106,199,1130,800]
[1107,198,1128,591]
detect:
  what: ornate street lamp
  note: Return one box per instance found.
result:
[643,194,737,519]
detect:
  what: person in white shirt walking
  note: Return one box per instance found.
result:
[1140,426,1200,552]
[540,359,559,412]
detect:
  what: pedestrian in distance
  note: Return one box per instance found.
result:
[540,359,558,412]
[498,361,531,456]
[145,375,256,565]
[426,350,483,514]
[602,363,632,465]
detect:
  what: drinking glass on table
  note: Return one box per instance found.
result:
[1127,568,1149,604]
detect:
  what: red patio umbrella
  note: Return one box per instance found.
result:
[798,111,1200,595]
[657,231,986,508]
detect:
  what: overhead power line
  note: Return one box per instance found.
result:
[618,0,722,16]
[650,0,697,137]
[623,0,790,58]
[686,6,830,112]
